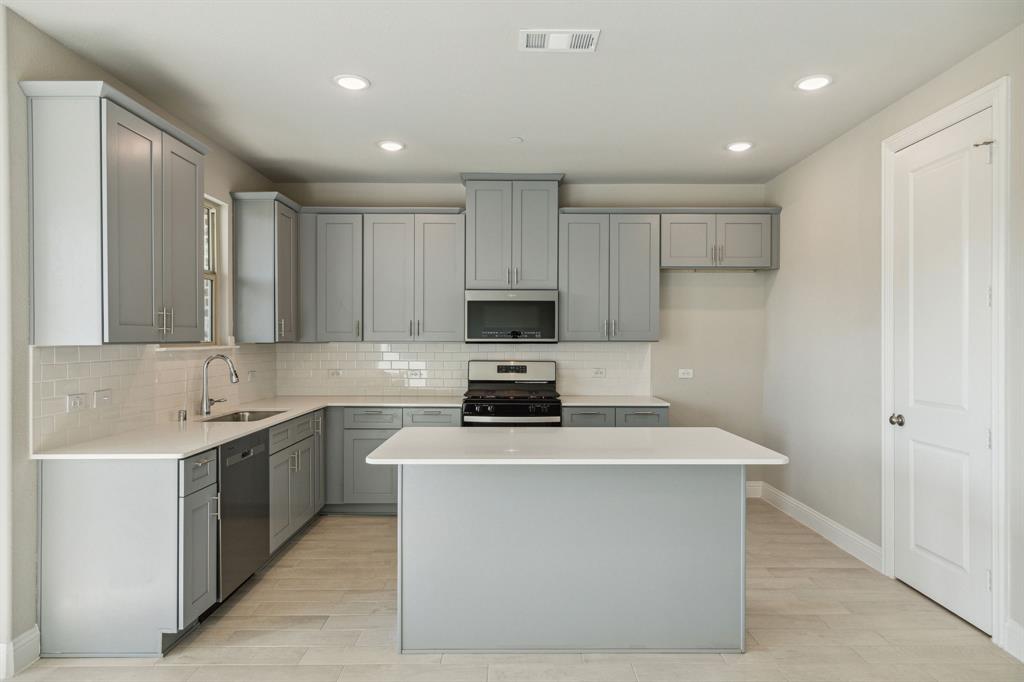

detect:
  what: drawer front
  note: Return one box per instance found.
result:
[344,407,404,429]
[615,407,669,427]
[403,407,461,427]
[562,407,616,428]
[269,412,315,453]
[179,449,218,497]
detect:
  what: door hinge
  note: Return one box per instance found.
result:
[987,285,993,308]
[987,569,992,592]
[987,428,992,449]
[974,139,994,164]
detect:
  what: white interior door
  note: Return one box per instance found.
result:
[892,108,993,633]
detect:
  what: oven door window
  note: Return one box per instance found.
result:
[466,300,556,340]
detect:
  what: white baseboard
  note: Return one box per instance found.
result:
[747,481,884,573]
[1004,618,1024,663]
[0,625,40,679]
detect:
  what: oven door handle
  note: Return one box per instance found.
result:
[463,416,561,424]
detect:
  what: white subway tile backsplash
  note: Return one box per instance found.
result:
[32,340,651,450]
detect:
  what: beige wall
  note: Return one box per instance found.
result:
[758,24,1024,626]
[2,6,275,646]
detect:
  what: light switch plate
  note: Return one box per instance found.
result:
[247,370,257,383]
[591,368,607,378]
[328,369,343,378]
[66,393,87,412]
[93,388,112,408]
[678,368,694,379]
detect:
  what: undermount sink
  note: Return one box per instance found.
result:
[205,410,285,423]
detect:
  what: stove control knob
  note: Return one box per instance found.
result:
[487,404,495,414]
[529,404,537,414]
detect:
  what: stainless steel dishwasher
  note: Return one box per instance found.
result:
[218,430,269,599]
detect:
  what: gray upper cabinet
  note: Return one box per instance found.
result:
[465,181,513,289]
[466,179,558,289]
[659,211,779,270]
[233,193,302,343]
[275,203,298,341]
[559,215,610,341]
[716,214,772,268]
[559,214,659,341]
[23,82,208,345]
[317,214,363,341]
[365,213,465,342]
[161,135,204,343]
[364,214,416,341]
[609,215,660,341]
[512,181,559,289]
[103,101,164,343]
[415,214,465,341]
[660,214,716,268]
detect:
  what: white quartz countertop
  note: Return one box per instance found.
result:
[367,427,788,466]
[31,394,669,460]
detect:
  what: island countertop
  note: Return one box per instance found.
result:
[367,426,788,465]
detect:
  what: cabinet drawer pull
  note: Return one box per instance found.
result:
[574,412,604,416]
[421,410,442,415]
[630,411,657,416]
[192,458,215,469]
[362,410,384,414]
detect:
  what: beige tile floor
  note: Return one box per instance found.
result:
[17,500,1024,681]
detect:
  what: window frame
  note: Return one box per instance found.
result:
[202,200,219,344]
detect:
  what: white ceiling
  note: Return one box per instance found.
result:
[8,0,1023,183]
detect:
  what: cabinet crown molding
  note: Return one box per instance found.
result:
[20,80,208,155]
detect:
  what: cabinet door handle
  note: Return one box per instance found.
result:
[409,320,413,337]
[604,319,609,339]
[156,308,169,334]
[417,320,421,336]
[169,307,174,335]
[514,267,519,285]
[278,318,285,337]
[611,319,617,337]
[507,268,511,286]
[355,319,361,337]
[289,453,298,472]
[209,494,221,521]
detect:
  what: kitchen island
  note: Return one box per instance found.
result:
[368,426,788,653]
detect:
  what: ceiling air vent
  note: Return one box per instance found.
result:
[518,29,600,53]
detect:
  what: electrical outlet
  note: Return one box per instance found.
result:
[591,368,607,378]
[66,393,87,413]
[678,368,694,379]
[328,369,343,378]
[93,388,112,408]
[408,369,423,378]
[247,370,257,383]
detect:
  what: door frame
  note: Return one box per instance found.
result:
[880,77,1010,645]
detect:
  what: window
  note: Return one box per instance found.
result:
[202,201,219,343]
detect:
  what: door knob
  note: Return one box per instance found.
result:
[889,413,905,427]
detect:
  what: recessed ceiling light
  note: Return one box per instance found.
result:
[509,136,525,144]
[378,140,404,152]
[795,74,832,91]
[726,141,753,152]
[334,74,370,90]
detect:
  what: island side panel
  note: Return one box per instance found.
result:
[399,464,745,652]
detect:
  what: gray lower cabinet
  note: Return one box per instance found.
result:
[403,407,461,427]
[561,407,616,427]
[343,429,400,504]
[269,434,317,554]
[466,179,558,290]
[660,213,778,269]
[615,407,669,427]
[558,214,660,341]
[233,192,302,343]
[562,406,668,427]
[39,449,219,655]
[24,82,208,345]
[179,482,218,627]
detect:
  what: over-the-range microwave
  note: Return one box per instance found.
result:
[465,290,558,343]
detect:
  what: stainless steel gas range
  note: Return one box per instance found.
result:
[461,360,561,426]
